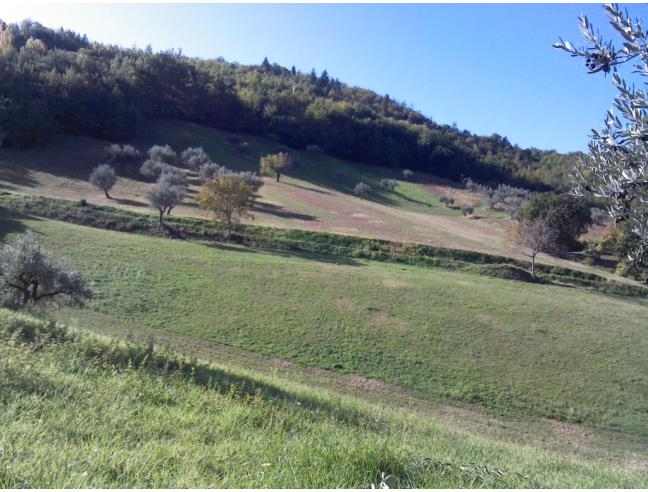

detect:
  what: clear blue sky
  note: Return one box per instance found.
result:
[3,3,643,153]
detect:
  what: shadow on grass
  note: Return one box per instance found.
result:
[86,332,385,431]
[0,164,39,188]
[113,197,148,208]
[0,207,42,242]
[204,240,363,267]
[286,181,334,195]
[253,201,318,221]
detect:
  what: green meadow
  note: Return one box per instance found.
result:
[1,308,647,488]
[2,212,647,440]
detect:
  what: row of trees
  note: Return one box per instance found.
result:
[0,18,580,189]
[89,143,285,233]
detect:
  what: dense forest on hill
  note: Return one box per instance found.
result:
[0,19,579,189]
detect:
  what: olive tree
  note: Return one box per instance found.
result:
[0,231,92,307]
[259,152,294,182]
[147,144,176,166]
[461,204,474,217]
[104,144,141,164]
[556,4,648,267]
[354,181,372,198]
[197,175,257,237]
[198,162,224,183]
[181,147,211,170]
[147,171,187,226]
[89,164,117,199]
[380,178,397,191]
[140,159,174,180]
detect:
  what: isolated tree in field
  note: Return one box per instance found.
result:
[439,196,454,208]
[556,4,648,267]
[89,164,117,199]
[197,175,257,237]
[517,193,591,251]
[380,178,397,191]
[354,181,371,199]
[335,170,346,183]
[461,204,474,217]
[259,152,294,182]
[181,147,211,170]
[0,231,92,307]
[147,144,176,166]
[147,174,187,226]
[513,219,557,279]
[402,169,414,181]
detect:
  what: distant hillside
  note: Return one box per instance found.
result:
[0,19,579,189]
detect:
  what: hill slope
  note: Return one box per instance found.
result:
[1,18,578,189]
[2,309,646,488]
[0,118,612,278]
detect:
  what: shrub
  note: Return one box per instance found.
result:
[402,169,414,181]
[439,196,455,207]
[380,179,397,191]
[461,204,474,217]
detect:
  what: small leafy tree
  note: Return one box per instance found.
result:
[335,170,346,183]
[439,196,455,207]
[513,219,557,279]
[0,231,92,307]
[517,193,592,251]
[140,159,172,180]
[147,144,176,166]
[147,174,187,226]
[259,152,294,182]
[197,175,257,237]
[104,144,140,165]
[89,164,117,199]
[198,162,223,183]
[379,178,397,191]
[354,181,371,198]
[486,195,498,210]
[181,147,211,170]
[461,204,474,217]
[556,4,648,267]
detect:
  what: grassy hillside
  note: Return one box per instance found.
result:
[0,118,612,276]
[1,309,646,488]
[2,212,647,441]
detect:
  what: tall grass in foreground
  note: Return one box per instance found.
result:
[0,309,645,488]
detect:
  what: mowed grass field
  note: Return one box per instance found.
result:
[3,311,646,488]
[3,212,647,442]
[0,118,610,276]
